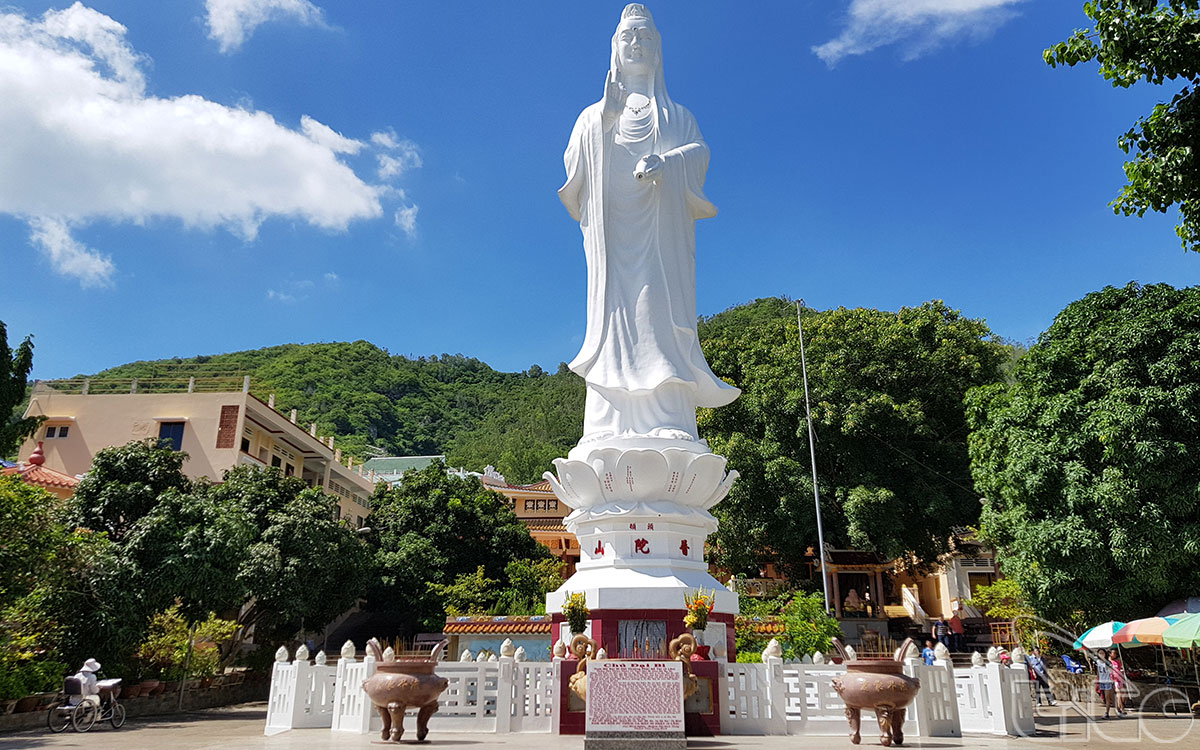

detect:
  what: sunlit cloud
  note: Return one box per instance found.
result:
[0,3,417,286]
[205,0,327,54]
[814,0,1026,66]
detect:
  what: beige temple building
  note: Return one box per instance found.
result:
[18,378,377,524]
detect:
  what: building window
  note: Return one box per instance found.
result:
[45,425,70,439]
[240,437,251,453]
[523,498,559,511]
[271,455,282,468]
[158,421,185,451]
[284,463,295,477]
[524,499,536,511]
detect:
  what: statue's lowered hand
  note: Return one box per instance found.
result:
[635,154,663,183]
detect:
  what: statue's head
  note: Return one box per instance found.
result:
[612,4,660,77]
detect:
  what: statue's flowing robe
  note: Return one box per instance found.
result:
[559,98,739,423]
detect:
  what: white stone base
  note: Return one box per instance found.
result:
[546,565,736,614]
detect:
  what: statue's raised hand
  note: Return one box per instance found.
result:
[602,70,626,126]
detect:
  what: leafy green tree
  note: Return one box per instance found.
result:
[967,283,1200,622]
[735,591,842,662]
[700,298,1006,577]
[1046,1,1200,251]
[64,440,192,543]
[429,566,500,616]
[0,475,62,609]
[492,558,565,615]
[0,321,42,458]
[366,463,551,633]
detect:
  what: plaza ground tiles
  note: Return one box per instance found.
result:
[0,703,1196,749]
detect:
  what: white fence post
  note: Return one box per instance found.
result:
[764,656,788,735]
[496,655,515,734]
[264,647,298,736]
[992,663,1035,736]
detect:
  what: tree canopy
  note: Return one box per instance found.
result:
[1046,1,1200,251]
[0,321,41,458]
[365,462,552,633]
[700,298,1006,577]
[967,282,1200,622]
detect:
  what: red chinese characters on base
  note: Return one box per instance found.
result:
[594,540,604,556]
[634,538,650,554]
[679,539,689,556]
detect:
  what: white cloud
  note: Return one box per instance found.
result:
[814,0,1026,65]
[205,0,326,54]
[301,115,363,154]
[371,130,422,181]
[394,205,419,239]
[323,271,338,283]
[0,4,408,285]
[266,277,314,303]
[28,217,113,287]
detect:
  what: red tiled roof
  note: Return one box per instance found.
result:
[481,476,556,494]
[2,464,79,491]
[525,520,568,532]
[444,616,554,635]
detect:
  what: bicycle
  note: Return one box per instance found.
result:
[46,676,125,732]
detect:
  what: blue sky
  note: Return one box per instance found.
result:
[1,0,1196,379]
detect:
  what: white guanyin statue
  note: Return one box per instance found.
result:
[543,4,740,624]
[559,2,738,443]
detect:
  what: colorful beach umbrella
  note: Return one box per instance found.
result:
[1162,612,1200,649]
[1112,617,1180,646]
[1073,621,1126,650]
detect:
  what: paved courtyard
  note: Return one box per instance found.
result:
[0,703,1195,749]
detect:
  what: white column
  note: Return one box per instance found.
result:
[764,655,788,735]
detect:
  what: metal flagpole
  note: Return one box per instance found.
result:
[797,299,831,615]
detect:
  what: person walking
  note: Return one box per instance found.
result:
[1027,648,1057,706]
[1094,649,1116,719]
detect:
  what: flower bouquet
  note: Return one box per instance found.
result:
[563,592,589,635]
[683,588,715,631]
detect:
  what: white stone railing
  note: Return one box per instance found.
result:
[719,657,1030,738]
[264,646,338,736]
[266,643,1032,738]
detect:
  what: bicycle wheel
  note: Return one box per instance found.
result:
[46,702,71,733]
[72,701,98,732]
[110,702,126,728]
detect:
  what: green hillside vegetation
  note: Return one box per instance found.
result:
[90,342,582,483]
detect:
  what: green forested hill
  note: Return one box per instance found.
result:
[83,300,801,483]
[92,342,585,483]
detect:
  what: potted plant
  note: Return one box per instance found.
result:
[562,592,589,636]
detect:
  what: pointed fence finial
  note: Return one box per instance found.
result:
[314,650,327,666]
[296,644,310,661]
[275,646,289,663]
[514,646,527,662]
[812,651,825,665]
[972,651,986,667]
[986,646,1000,663]
[341,640,356,662]
[762,638,782,662]
[382,646,396,663]
[552,640,567,659]
[500,638,516,658]
[460,649,474,662]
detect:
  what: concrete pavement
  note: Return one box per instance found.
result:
[0,703,1195,749]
